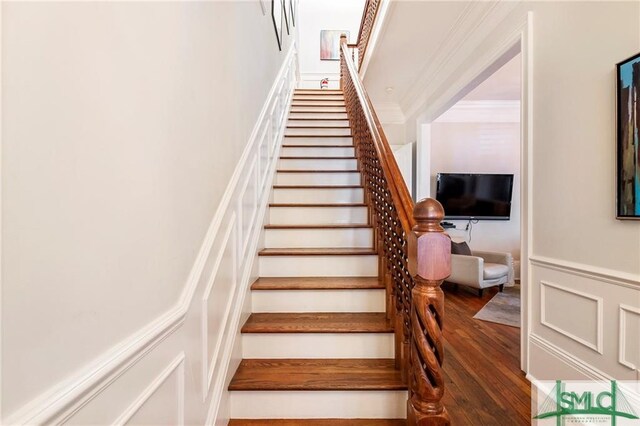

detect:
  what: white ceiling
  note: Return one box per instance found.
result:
[363,1,520,117]
[363,1,470,105]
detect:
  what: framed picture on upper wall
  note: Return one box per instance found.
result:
[272,0,283,51]
[616,52,640,219]
[289,0,296,27]
[320,30,349,61]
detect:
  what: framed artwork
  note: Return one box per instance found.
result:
[289,0,296,27]
[259,0,268,16]
[283,0,290,35]
[271,0,283,51]
[320,30,349,61]
[616,52,640,219]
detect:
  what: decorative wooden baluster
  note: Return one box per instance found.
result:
[407,199,451,426]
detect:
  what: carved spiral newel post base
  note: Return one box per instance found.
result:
[407,199,451,426]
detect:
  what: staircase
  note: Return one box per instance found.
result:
[227,89,407,425]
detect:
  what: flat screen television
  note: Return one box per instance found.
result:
[436,173,514,220]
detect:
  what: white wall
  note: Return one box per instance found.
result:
[429,121,521,259]
[297,0,365,88]
[1,1,297,423]
[400,1,640,383]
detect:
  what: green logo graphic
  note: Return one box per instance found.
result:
[534,380,639,425]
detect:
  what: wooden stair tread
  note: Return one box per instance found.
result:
[264,224,371,229]
[242,313,393,333]
[251,277,383,290]
[273,185,362,189]
[228,358,404,391]
[229,419,405,425]
[269,203,367,207]
[259,248,376,256]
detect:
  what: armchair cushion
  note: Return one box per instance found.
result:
[447,249,515,291]
[483,263,510,280]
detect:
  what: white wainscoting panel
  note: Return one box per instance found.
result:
[116,354,185,426]
[619,304,640,372]
[529,256,640,383]
[202,214,238,397]
[540,280,603,354]
[4,43,298,426]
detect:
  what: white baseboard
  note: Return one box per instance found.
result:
[529,334,611,382]
[5,42,299,426]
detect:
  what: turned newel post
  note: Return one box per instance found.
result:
[407,198,451,426]
[340,34,348,91]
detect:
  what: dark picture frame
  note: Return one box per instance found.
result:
[289,0,295,27]
[282,0,290,35]
[616,52,640,219]
[271,0,283,51]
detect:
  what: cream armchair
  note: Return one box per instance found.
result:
[448,250,514,297]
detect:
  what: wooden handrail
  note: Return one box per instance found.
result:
[339,35,450,426]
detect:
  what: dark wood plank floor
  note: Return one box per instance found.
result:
[441,283,531,425]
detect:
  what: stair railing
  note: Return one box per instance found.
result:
[355,0,381,71]
[339,35,451,425]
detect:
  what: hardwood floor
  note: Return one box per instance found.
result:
[441,283,531,425]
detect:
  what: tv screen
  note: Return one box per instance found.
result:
[436,173,514,220]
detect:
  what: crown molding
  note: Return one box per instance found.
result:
[401,1,522,120]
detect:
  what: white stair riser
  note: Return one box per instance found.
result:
[288,120,349,127]
[293,98,345,108]
[230,391,407,418]
[281,146,355,157]
[290,106,347,113]
[259,255,378,277]
[269,206,368,225]
[283,136,353,146]
[275,172,360,185]
[293,95,345,101]
[273,188,363,204]
[286,128,351,136]
[242,333,393,358]
[288,112,348,120]
[251,289,385,312]
[278,158,357,170]
[265,228,373,248]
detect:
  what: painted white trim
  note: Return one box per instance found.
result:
[522,11,534,374]
[0,2,4,421]
[5,41,299,426]
[358,0,392,79]
[530,255,640,290]
[401,2,521,120]
[539,280,604,354]
[113,353,186,426]
[202,214,238,398]
[619,304,640,372]
[299,72,340,86]
[529,334,611,382]
[205,50,298,426]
